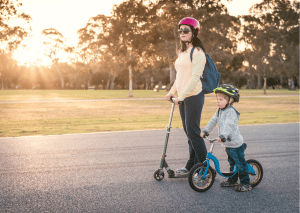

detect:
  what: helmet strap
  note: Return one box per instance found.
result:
[223,103,230,109]
[221,99,231,110]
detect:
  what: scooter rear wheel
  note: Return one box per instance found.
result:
[154,169,164,181]
[188,163,215,192]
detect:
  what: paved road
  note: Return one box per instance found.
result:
[0,123,299,212]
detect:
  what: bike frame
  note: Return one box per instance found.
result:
[200,141,256,179]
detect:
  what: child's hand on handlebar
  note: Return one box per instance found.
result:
[201,131,209,138]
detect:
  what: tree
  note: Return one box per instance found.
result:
[110,0,150,95]
[41,28,68,89]
[242,0,299,92]
[0,0,31,89]
[77,15,112,88]
[0,0,31,52]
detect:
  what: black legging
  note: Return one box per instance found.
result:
[179,91,207,171]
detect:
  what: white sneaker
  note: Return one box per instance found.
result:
[176,167,189,175]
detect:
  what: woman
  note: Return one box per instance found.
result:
[166,17,207,176]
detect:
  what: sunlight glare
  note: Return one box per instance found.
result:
[13,37,51,67]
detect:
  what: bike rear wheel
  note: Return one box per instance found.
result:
[188,163,215,192]
[247,159,263,187]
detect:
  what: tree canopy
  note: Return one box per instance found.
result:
[1,0,299,91]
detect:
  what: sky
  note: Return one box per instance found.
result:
[14,0,263,65]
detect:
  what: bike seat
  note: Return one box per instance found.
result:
[222,171,235,177]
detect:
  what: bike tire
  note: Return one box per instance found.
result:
[188,163,215,192]
[247,159,263,187]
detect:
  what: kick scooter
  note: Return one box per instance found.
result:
[188,137,263,192]
[153,97,182,181]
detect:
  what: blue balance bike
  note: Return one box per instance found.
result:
[188,137,263,192]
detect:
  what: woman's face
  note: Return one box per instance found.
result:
[179,25,192,42]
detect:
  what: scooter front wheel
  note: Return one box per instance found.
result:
[154,169,164,181]
[188,163,215,192]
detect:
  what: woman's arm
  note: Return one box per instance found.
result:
[168,82,177,96]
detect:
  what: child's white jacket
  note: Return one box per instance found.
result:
[204,105,243,148]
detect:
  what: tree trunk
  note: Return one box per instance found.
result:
[263,77,267,94]
[257,74,261,89]
[150,77,154,89]
[128,64,133,97]
[288,77,295,90]
[159,81,162,90]
[110,75,115,90]
[247,73,254,89]
[145,79,149,90]
[173,27,178,52]
[61,77,64,89]
[106,77,110,90]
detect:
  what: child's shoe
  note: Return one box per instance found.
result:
[176,167,189,175]
[220,180,237,187]
[235,184,252,192]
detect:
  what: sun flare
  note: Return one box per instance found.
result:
[13,37,51,66]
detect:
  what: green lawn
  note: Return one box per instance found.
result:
[0,89,299,137]
[0,89,298,101]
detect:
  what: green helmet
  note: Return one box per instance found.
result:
[213,84,240,103]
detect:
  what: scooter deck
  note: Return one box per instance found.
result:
[168,174,188,178]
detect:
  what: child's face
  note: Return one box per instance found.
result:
[216,93,231,109]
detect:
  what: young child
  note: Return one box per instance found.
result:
[200,84,252,192]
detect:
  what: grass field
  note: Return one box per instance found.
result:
[0,89,299,137]
[0,89,298,101]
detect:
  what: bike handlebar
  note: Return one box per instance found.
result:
[204,136,218,143]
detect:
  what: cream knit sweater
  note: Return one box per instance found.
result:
[169,46,206,101]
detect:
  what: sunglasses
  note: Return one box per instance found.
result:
[178,28,192,34]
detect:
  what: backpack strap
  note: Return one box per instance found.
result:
[190,47,195,62]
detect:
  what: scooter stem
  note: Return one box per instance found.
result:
[167,102,175,129]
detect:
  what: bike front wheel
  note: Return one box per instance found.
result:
[188,163,215,192]
[247,159,263,187]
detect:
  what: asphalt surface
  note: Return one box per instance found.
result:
[0,123,299,212]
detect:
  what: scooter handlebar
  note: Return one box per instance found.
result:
[170,96,183,105]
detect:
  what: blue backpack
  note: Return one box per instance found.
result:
[190,47,221,94]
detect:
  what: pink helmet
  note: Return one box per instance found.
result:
[178,17,200,33]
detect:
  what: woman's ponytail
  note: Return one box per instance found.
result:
[192,37,206,54]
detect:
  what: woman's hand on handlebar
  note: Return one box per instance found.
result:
[165,93,174,102]
[173,98,180,105]
[166,93,181,105]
